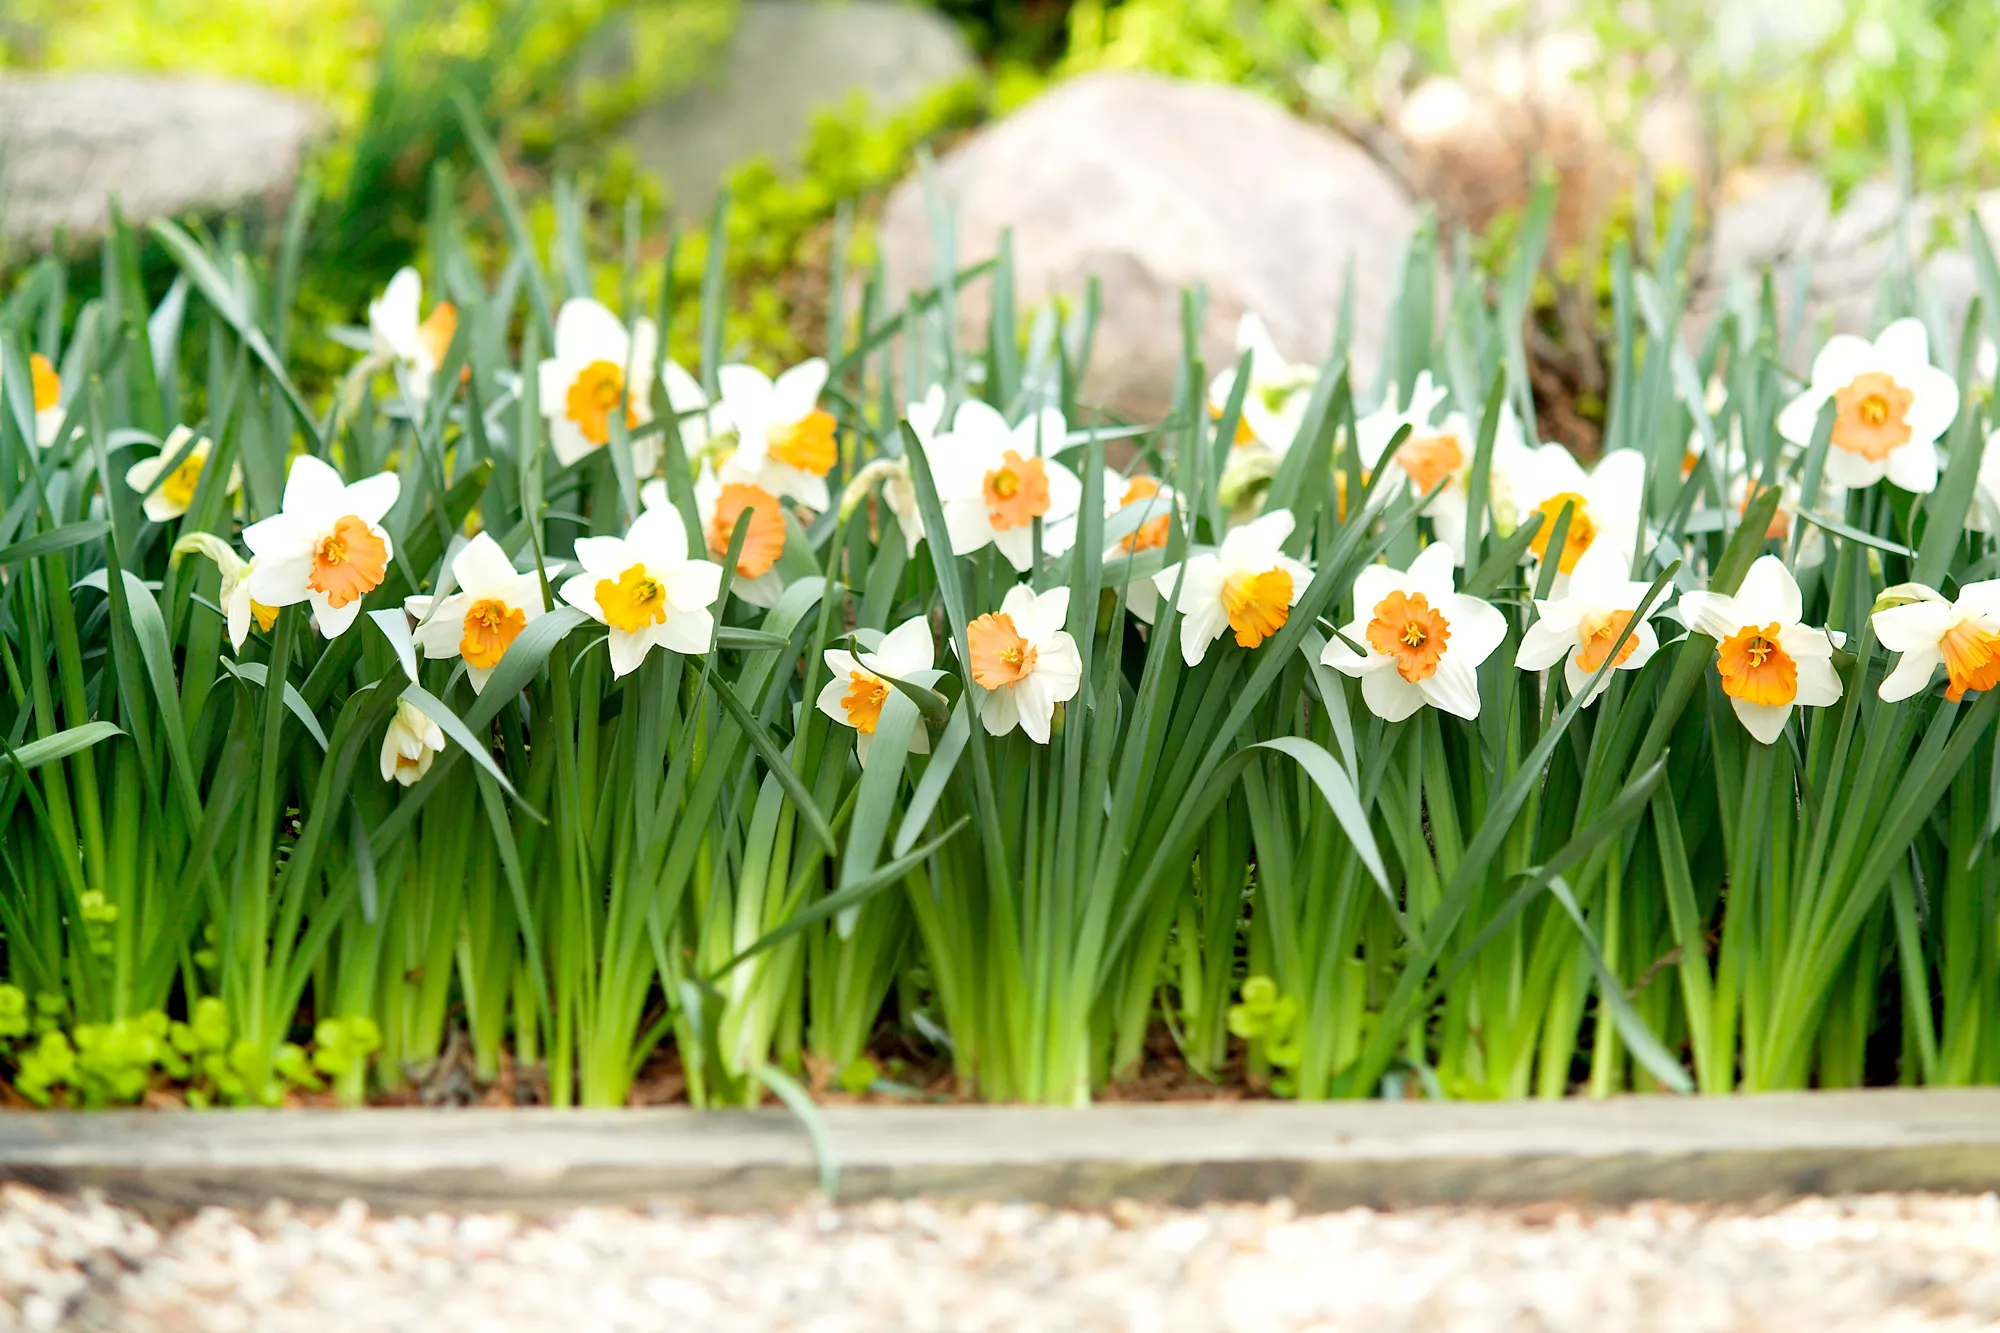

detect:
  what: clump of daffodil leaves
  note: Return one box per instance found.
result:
[6,150,2000,1112]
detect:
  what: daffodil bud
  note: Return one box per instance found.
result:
[1872,582,1946,616]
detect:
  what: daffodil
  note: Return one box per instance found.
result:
[1873,581,2000,703]
[173,532,278,652]
[243,455,401,638]
[368,267,458,405]
[1354,371,1451,476]
[1153,509,1312,666]
[662,460,790,608]
[1678,555,1843,744]
[1776,317,1958,493]
[380,699,446,787]
[1366,397,1531,566]
[815,615,936,766]
[403,532,546,693]
[124,426,240,522]
[1321,542,1509,721]
[28,352,63,447]
[921,400,1083,572]
[558,507,721,677]
[964,584,1083,744]
[1205,313,1316,455]
[1514,543,1660,704]
[716,358,838,510]
[1513,444,1646,586]
[536,298,659,473]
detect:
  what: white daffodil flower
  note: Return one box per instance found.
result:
[558,506,720,678]
[243,455,400,638]
[1678,555,1843,744]
[716,358,837,510]
[922,400,1083,572]
[1513,444,1647,590]
[1052,469,1182,625]
[368,267,458,406]
[1205,313,1316,455]
[1514,543,1660,704]
[380,698,446,787]
[964,584,1083,744]
[125,426,240,522]
[815,615,936,766]
[536,298,659,473]
[403,532,546,693]
[28,352,63,448]
[1322,542,1509,722]
[1354,371,1451,475]
[1153,509,1312,666]
[665,460,789,608]
[1372,398,1532,566]
[1775,317,1958,493]
[1872,581,2000,703]
[173,532,278,652]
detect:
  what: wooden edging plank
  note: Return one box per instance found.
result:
[2,1088,1998,1216]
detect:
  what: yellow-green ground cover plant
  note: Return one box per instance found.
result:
[5,139,2000,1109]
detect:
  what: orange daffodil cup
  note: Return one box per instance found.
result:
[125,425,240,523]
[243,455,400,638]
[964,585,1083,744]
[1775,316,1958,493]
[1354,376,1531,565]
[368,267,459,407]
[1678,555,1843,744]
[559,507,721,678]
[1322,542,1508,721]
[1512,444,1646,590]
[658,461,792,608]
[404,532,547,694]
[1514,543,1660,705]
[923,400,1083,571]
[816,616,937,766]
[1153,509,1311,666]
[716,358,839,510]
[537,298,659,474]
[1872,582,2000,703]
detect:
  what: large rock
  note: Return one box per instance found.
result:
[877,72,1419,422]
[625,0,975,215]
[0,74,319,250]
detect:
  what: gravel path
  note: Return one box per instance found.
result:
[6,1184,2000,1331]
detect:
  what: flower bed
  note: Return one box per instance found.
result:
[3,168,1999,1110]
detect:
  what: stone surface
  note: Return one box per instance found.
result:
[877,71,1419,422]
[0,74,320,250]
[8,1185,2000,1332]
[624,0,975,216]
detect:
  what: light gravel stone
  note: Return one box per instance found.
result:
[6,1182,2000,1331]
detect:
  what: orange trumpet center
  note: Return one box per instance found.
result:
[1117,475,1172,553]
[1366,589,1452,682]
[596,563,668,633]
[706,482,788,579]
[841,672,890,734]
[968,611,1038,689]
[1575,608,1639,674]
[307,515,389,609]
[1717,623,1797,706]
[982,450,1052,530]
[29,353,59,413]
[1529,492,1596,573]
[768,409,838,475]
[1830,371,1914,462]
[1396,432,1464,495]
[1940,618,2000,702]
[1222,566,1295,649]
[460,597,526,669]
[565,360,639,446]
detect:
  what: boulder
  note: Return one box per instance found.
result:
[0,74,320,251]
[625,0,975,216]
[876,72,1419,422]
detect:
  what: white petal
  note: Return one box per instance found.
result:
[978,684,1020,737]
[1731,697,1792,744]
[1732,556,1802,628]
[1421,655,1483,719]
[281,454,348,522]
[1360,668,1425,722]
[554,298,631,365]
[1873,317,1930,367]
[1516,617,1577,672]
[1883,438,1940,494]
[771,358,829,421]
[1879,645,1942,702]
[1677,590,1742,642]
[606,628,651,677]
[1872,600,1956,653]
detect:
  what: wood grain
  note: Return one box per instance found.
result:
[3,1089,1998,1216]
